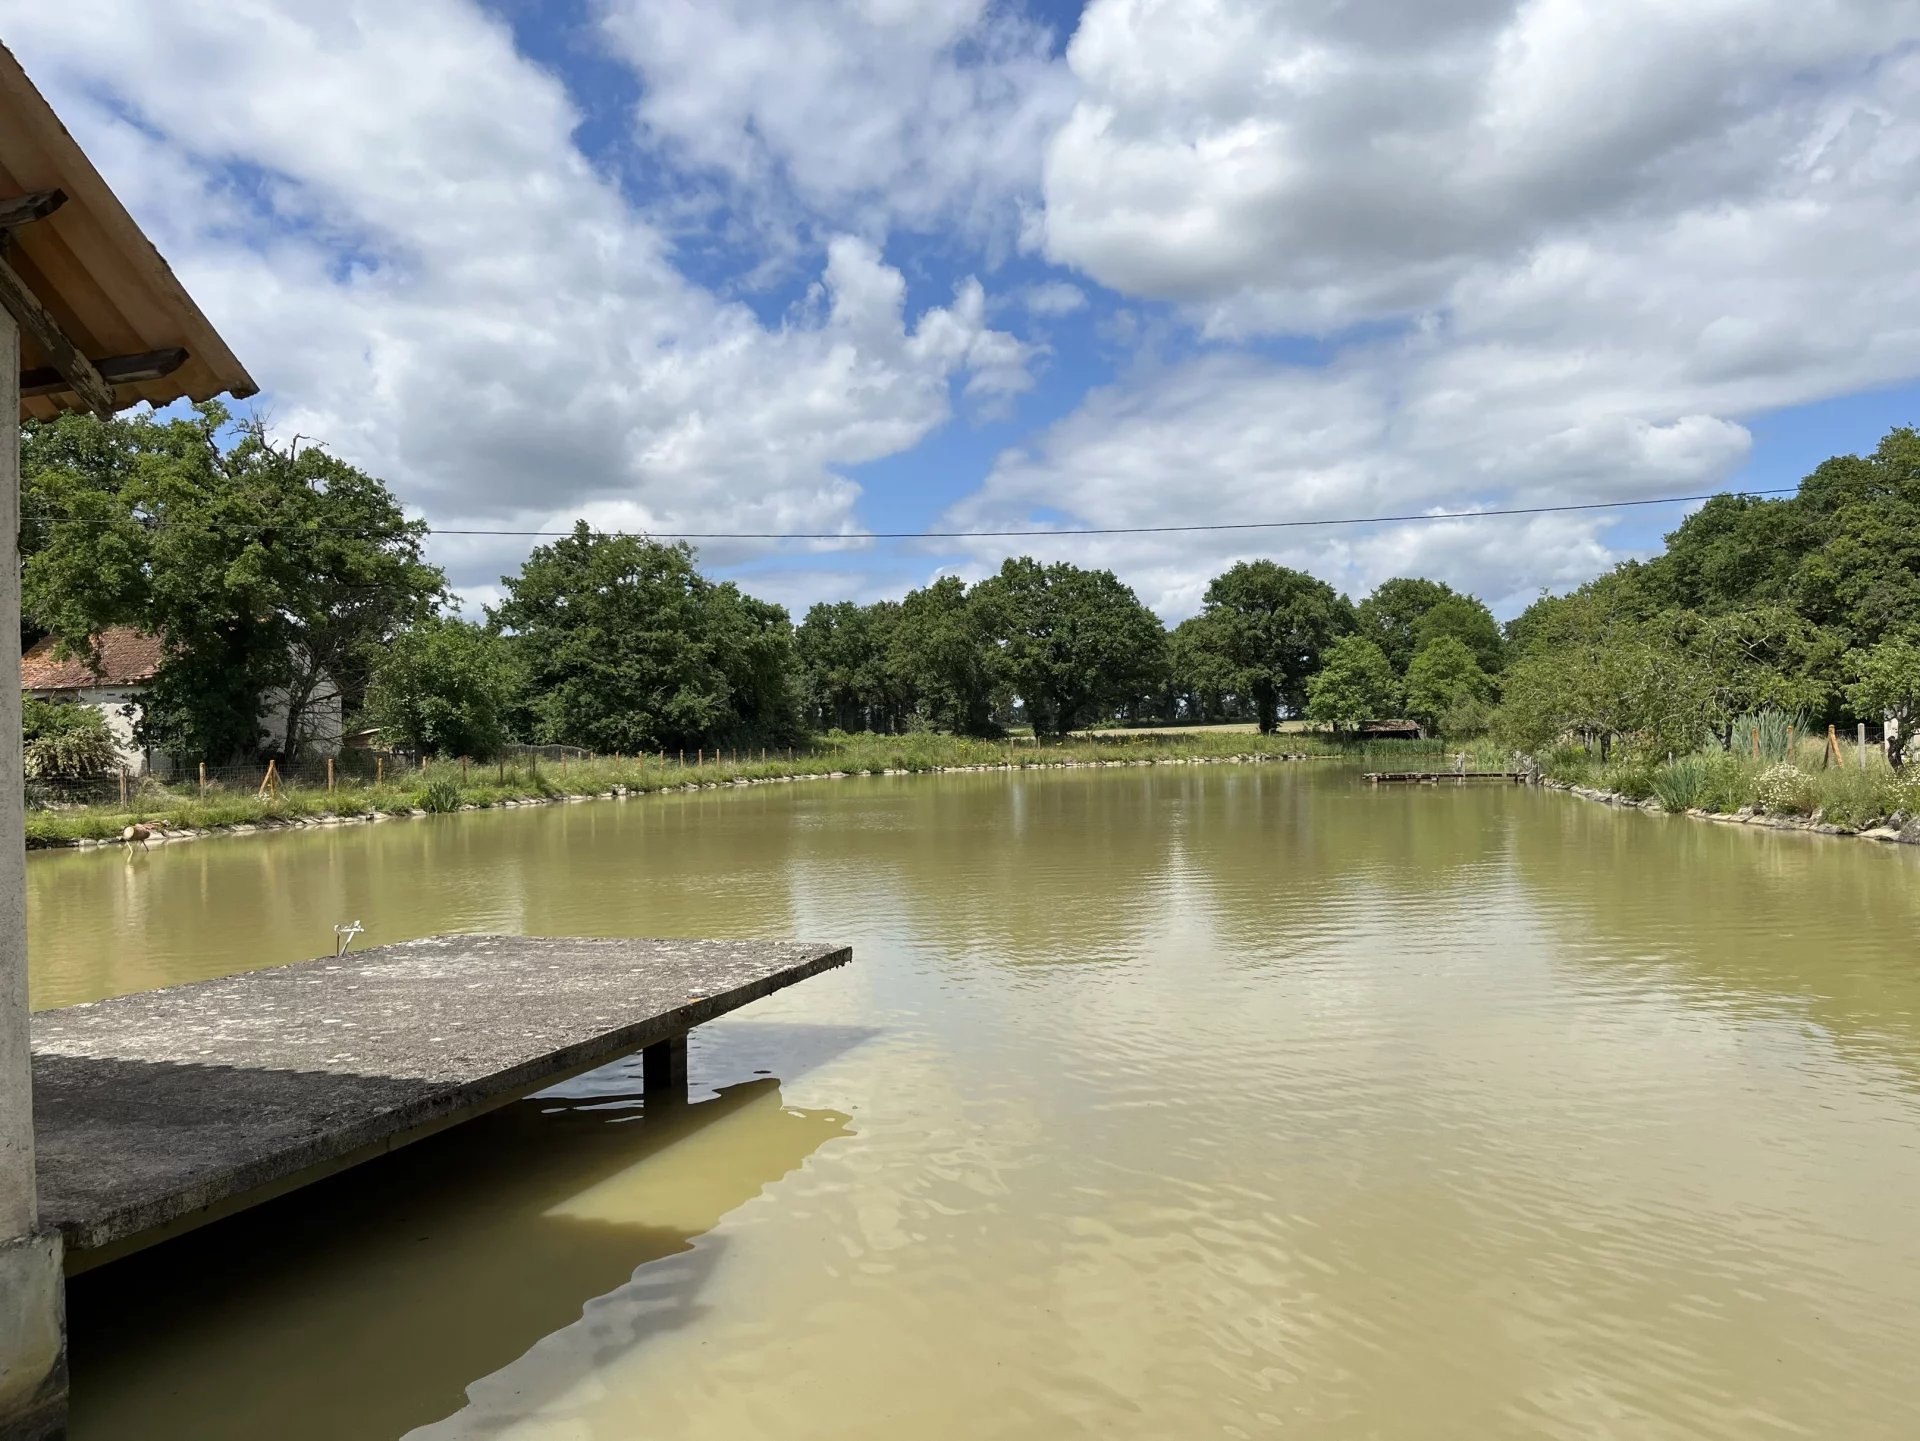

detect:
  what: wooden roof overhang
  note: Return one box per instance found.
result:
[0,43,256,420]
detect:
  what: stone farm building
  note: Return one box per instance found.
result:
[20,624,343,773]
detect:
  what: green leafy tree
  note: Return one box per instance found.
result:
[1168,613,1240,724]
[21,698,122,781]
[22,404,444,763]
[1637,427,1920,649]
[796,600,910,733]
[363,617,521,759]
[1661,606,1841,743]
[1189,561,1353,732]
[492,525,796,752]
[1494,624,1711,760]
[1356,577,1456,673]
[974,558,1167,737]
[1503,568,1658,661]
[1402,637,1496,735]
[1411,595,1504,673]
[893,577,1002,735]
[1845,633,1920,770]
[1305,636,1399,735]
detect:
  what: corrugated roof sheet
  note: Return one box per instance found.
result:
[21,626,164,691]
[0,44,257,420]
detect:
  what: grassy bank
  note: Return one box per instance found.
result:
[27,729,1442,849]
[1526,737,1920,830]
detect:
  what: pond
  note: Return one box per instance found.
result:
[31,765,1920,1439]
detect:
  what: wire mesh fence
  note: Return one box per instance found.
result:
[24,742,857,811]
[26,750,417,811]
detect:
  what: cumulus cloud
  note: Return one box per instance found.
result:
[0,0,1033,596]
[10,0,1920,620]
[940,349,1670,616]
[1021,280,1088,316]
[931,0,1920,612]
[1044,0,1920,333]
[597,0,1075,244]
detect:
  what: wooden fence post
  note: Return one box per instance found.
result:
[327,756,336,792]
[1751,728,1761,760]
[118,767,128,808]
[377,755,384,785]
[198,760,207,796]
[1860,722,1870,771]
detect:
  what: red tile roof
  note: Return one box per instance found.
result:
[21,626,164,691]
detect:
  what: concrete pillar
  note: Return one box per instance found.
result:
[642,1032,688,1105]
[0,310,66,1438]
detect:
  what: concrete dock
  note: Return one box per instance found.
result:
[31,935,851,1270]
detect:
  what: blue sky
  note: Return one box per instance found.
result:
[6,0,1919,620]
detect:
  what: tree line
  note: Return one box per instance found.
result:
[19,404,1918,766]
[1495,426,1920,766]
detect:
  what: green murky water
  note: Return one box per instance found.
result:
[30,766,1920,1438]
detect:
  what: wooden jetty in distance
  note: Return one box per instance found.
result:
[32,935,851,1271]
[1366,771,1529,784]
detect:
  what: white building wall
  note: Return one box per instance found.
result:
[259,680,343,759]
[29,672,344,773]
[69,688,145,773]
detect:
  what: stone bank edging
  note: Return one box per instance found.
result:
[45,751,1326,853]
[1541,777,1920,846]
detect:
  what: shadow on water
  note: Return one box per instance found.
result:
[67,1066,856,1440]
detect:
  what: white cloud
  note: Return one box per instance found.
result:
[1044,0,1920,333]
[0,0,1033,598]
[937,0,1920,613]
[1021,280,1087,316]
[12,0,1920,623]
[597,0,1076,244]
[941,349,1678,616]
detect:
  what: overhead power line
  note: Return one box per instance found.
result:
[20,485,1800,545]
[427,487,1800,541]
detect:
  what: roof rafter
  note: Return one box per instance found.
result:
[0,187,64,230]
[19,347,187,400]
[0,186,123,416]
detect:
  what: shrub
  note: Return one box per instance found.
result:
[1602,762,1658,801]
[1653,754,1712,812]
[21,698,121,780]
[1652,752,1748,813]
[1816,768,1894,830]
[1755,762,1814,815]
[418,776,463,813]
[1540,742,1593,784]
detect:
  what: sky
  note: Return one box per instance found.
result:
[6,0,1920,622]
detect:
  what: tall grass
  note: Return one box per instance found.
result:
[24,729,1442,848]
[1650,752,1745,813]
[1728,709,1807,765]
[1540,727,1918,829]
